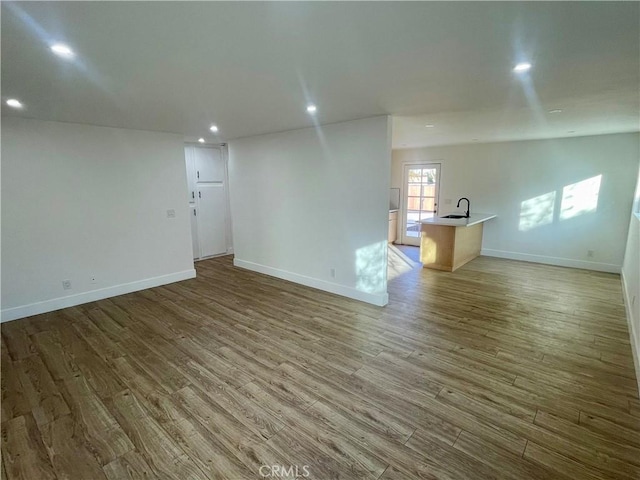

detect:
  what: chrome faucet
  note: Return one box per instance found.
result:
[457,197,470,218]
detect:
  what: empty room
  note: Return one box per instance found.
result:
[2,2,640,479]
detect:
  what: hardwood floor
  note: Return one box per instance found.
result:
[2,254,639,479]
[393,244,421,264]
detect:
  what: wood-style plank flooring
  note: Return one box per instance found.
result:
[2,254,639,479]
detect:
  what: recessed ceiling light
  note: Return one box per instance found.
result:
[198,138,205,143]
[50,43,75,59]
[513,62,532,73]
[549,109,563,114]
[425,124,435,128]
[209,125,219,133]
[306,104,317,114]
[6,98,23,109]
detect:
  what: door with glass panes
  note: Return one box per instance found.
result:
[402,164,440,246]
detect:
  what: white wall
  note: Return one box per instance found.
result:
[622,165,640,392]
[1,117,195,321]
[228,116,391,306]
[392,133,639,272]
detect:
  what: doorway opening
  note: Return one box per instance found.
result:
[401,163,440,246]
[184,144,232,260]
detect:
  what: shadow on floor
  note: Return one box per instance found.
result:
[394,244,421,263]
[388,244,421,281]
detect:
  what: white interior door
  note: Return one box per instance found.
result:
[197,184,227,258]
[402,163,441,246]
[185,147,196,203]
[189,205,199,260]
[194,147,224,182]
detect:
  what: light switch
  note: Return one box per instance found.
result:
[166,209,176,218]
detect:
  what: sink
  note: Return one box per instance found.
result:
[441,214,467,219]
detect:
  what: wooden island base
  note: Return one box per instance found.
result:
[420,222,484,271]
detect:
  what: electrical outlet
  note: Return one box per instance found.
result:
[587,250,594,258]
[166,209,176,218]
[330,268,336,278]
[62,280,72,290]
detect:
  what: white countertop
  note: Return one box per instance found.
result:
[420,213,497,227]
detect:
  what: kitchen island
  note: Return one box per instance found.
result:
[419,213,496,271]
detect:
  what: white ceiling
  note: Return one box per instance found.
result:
[2,2,638,148]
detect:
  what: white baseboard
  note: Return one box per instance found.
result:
[481,249,621,274]
[233,258,389,307]
[1,269,197,323]
[621,271,640,396]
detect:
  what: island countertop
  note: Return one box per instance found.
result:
[420,213,497,228]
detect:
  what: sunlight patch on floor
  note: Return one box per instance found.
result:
[388,244,420,281]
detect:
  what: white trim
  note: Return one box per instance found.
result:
[1,269,196,323]
[480,249,621,273]
[222,144,234,254]
[233,258,389,307]
[197,251,232,262]
[621,271,640,395]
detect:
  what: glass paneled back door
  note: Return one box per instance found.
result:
[402,164,440,246]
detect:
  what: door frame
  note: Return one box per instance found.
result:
[400,162,441,246]
[185,143,233,260]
